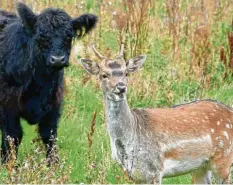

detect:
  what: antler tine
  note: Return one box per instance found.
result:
[119,43,124,57]
[91,43,105,59]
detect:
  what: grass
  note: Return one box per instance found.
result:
[1,61,233,183]
[0,64,194,183]
[1,0,233,183]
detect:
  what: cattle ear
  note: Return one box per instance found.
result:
[126,55,147,73]
[17,3,37,31]
[72,14,97,37]
[80,58,100,75]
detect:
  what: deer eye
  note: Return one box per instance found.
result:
[102,74,108,79]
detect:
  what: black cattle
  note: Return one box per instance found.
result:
[0,3,97,164]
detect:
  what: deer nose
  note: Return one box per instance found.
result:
[50,55,66,66]
[115,83,127,94]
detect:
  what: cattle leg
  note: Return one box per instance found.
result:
[0,109,22,164]
[38,108,60,165]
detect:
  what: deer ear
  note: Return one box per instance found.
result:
[17,3,37,31]
[80,58,100,75]
[126,55,146,73]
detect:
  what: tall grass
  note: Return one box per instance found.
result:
[0,0,233,183]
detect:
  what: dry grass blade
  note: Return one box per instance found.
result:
[228,32,233,71]
[219,23,233,79]
[87,111,97,147]
[220,46,229,79]
[220,46,227,65]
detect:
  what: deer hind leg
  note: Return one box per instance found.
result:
[213,166,231,184]
[211,157,232,184]
[191,169,212,184]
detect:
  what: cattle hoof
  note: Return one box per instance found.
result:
[47,155,60,166]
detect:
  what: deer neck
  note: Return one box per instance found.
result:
[104,97,134,139]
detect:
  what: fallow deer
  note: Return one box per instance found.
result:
[79,44,233,184]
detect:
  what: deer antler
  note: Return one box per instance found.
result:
[91,43,105,59]
[119,43,124,57]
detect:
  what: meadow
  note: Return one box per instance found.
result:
[0,0,233,183]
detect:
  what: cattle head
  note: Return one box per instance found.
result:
[17,3,97,69]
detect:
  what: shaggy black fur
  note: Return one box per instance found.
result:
[0,3,97,164]
[0,9,17,31]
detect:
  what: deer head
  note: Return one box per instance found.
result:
[80,44,146,101]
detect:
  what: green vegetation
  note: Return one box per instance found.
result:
[1,0,233,183]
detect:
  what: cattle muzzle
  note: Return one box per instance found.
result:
[49,55,69,67]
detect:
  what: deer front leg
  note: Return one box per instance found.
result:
[135,155,163,184]
[132,167,162,184]
[146,169,163,184]
[192,169,212,184]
